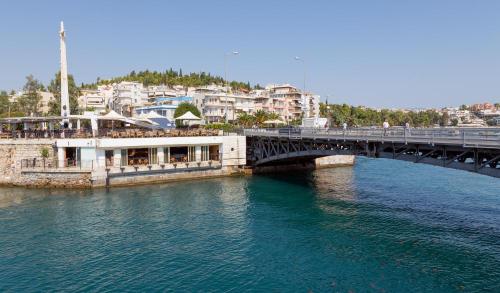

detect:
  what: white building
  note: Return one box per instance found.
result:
[79,89,107,113]
[302,94,320,118]
[111,82,148,116]
[445,108,473,123]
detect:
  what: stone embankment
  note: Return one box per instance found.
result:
[0,139,355,188]
[0,139,91,188]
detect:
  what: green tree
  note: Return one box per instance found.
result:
[0,91,10,114]
[174,102,201,118]
[173,102,201,127]
[80,69,248,90]
[236,112,255,127]
[47,71,80,115]
[16,75,43,115]
[440,112,450,126]
[253,110,268,126]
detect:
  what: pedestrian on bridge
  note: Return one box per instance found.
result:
[383,121,390,136]
[405,122,411,136]
[342,122,347,135]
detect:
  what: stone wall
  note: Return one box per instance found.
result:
[315,155,355,168]
[0,139,56,185]
[101,166,244,188]
[18,171,92,188]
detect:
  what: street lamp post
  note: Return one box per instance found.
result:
[224,51,239,123]
[294,56,306,118]
[294,56,306,94]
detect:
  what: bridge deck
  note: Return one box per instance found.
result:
[244,127,500,178]
[244,128,500,149]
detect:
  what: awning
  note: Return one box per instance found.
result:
[263,119,285,124]
[175,111,201,120]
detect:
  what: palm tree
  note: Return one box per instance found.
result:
[237,112,255,127]
[254,110,268,126]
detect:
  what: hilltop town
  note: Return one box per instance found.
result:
[1,72,499,127]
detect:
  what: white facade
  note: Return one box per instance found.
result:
[79,90,107,113]
[55,135,246,170]
[302,94,320,118]
[75,81,321,122]
[194,91,235,123]
[111,82,148,116]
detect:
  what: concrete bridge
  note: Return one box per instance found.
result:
[244,127,500,178]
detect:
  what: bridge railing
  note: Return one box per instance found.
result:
[244,127,500,147]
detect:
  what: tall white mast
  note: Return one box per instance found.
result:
[60,21,70,125]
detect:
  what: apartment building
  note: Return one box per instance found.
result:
[111,82,148,116]
[302,94,320,118]
[266,84,303,121]
[193,88,235,123]
[79,81,321,123]
[135,96,193,120]
[79,89,107,113]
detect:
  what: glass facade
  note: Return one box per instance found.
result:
[149,148,158,164]
[121,149,128,166]
[201,146,209,161]
[188,146,196,162]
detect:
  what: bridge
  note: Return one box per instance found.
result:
[244,127,500,178]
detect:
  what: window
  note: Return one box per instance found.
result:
[188,146,196,162]
[121,149,128,166]
[164,147,170,163]
[105,150,114,167]
[201,146,209,161]
[149,148,158,164]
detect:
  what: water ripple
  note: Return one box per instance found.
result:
[1,158,499,292]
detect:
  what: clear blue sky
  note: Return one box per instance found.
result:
[1,0,499,108]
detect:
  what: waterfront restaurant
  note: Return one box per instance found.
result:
[0,114,246,187]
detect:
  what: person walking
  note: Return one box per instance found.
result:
[342,122,347,135]
[383,120,389,136]
[405,122,411,136]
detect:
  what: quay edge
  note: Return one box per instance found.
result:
[0,137,355,189]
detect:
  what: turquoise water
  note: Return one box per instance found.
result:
[1,158,499,292]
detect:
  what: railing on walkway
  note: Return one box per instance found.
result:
[20,159,95,171]
[0,128,228,139]
[244,127,500,148]
[107,158,223,177]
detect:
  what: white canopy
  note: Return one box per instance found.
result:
[100,110,126,120]
[140,111,165,119]
[263,119,285,124]
[175,111,201,120]
[131,117,159,125]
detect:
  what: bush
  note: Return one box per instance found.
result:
[40,147,50,158]
[204,123,235,132]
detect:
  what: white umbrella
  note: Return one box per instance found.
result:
[142,111,165,119]
[101,110,126,120]
[175,111,201,120]
[263,119,285,125]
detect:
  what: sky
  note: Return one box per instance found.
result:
[0,0,499,108]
